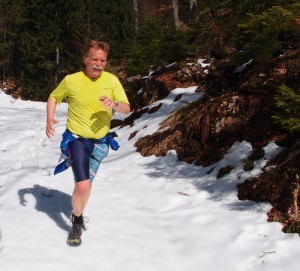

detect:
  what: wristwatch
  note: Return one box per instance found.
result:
[113,101,119,109]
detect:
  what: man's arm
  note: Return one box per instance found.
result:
[112,101,130,114]
[46,97,59,138]
[100,96,130,114]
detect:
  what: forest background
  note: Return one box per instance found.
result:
[0,0,299,101]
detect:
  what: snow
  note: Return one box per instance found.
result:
[0,88,300,271]
[234,59,253,74]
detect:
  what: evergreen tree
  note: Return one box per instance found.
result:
[235,4,300,63]
[16,0,134,100]
[1,0,298,102]
[18,0,69,100]
[273,85,300,133]
[0,0,23,78]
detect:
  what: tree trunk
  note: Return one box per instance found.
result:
[133,0,139,36]
[172,0,180,30]
[55,45,59,86]
[189,0,198,22]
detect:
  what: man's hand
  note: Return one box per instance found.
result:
[46,119,59,138]
[99,96,116,111]
[46,97,58,138]
[99,96,130,114]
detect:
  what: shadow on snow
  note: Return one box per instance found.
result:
[18,185,72,232]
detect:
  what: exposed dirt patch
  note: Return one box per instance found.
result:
[0,77,20,98]
[134,91,285,165]
[237,142,300,234]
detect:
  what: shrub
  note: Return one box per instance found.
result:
[273,85,300,132]
[123,19,192,75]
[235,5,300,63]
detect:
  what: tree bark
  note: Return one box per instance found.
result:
[133,0,139,36]
[189,0,198,22]
[172,0,180,30]
[55,45,60,86]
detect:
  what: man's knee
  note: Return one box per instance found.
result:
[75,180,91,194]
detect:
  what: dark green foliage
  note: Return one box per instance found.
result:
[17,0,65,100]
[235,4,300,63]
[0,0,299,101]
[0,0,135,101]
[0,0,24,77]
[243,158,254,171]
[273,85,300,133]
[221,0,295,15]
[123,19,192,75]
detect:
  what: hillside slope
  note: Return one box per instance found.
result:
[118,47,300,235]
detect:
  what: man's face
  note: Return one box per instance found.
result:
[83,47,108,79]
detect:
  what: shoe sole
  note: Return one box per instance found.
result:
[67,238,82,247]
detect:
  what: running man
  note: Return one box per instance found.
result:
[46,40,130,246]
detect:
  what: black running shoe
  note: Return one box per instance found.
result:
[67,215,86,246]
[67,223,83,246]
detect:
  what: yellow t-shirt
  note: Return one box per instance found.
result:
[50,71,129,139]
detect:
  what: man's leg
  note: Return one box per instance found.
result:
[72,179,92,217]
[67,179,91,246]
[67,140,94,246]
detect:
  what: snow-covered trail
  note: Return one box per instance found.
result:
[1,92,300,271]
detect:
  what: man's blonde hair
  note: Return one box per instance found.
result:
[83,40,110,57]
